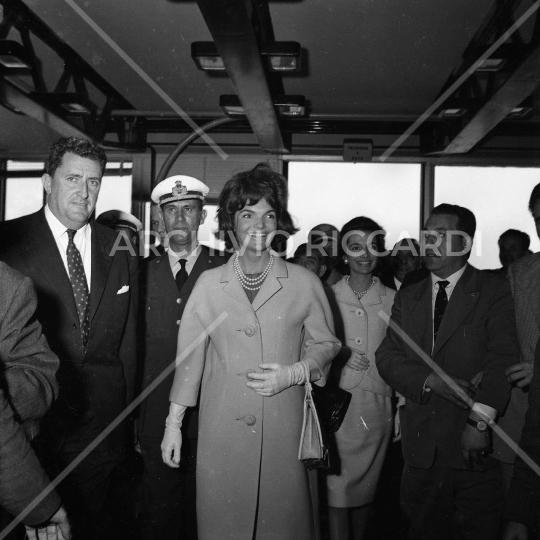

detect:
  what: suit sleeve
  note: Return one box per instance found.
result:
[302,276,341,382]
[0,384,61,526]
[1,275,59,423]
[119,253,139,405]
[504,335,540,527]
[375,289,433,404]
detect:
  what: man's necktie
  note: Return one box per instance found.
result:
[175,259,188,293]
[433,280,449,342]
[66,229,90,348]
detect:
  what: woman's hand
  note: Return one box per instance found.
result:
[246,363,304,396]
[161,403,186,468]
[346,352,369,371]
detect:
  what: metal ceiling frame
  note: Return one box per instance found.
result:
[195,0,288,153]
[0,0,134,142]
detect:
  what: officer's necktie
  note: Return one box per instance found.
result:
[66,229,90,348]
[433,280,449,342]
[175,259,188,293]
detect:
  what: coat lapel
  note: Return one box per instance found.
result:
[89,223,114,323]
[523,257,540,328]
[28,210,79,324]
[251,256,287,312]
[432,264,479,357]
[220,257,254,311]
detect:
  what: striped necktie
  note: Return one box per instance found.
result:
[66,229,90,348]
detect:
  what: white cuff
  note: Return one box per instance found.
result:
[471,403,497,423]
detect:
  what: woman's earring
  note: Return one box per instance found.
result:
[344,258,348,264]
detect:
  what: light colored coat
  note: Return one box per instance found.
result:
[169,255,340,540]
[494,253,540,462]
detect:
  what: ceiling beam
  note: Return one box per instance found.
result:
[0,78,90,140]
[196,0,288,153]
[434,43,540,155]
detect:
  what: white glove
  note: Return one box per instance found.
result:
[246,360,310,396]
[161,402,187,468]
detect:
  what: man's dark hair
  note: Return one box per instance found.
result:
[528,183,540,214]
[47,137,107,177]
[216,163,298,250]
[294,242,327,263]
[499,229,531,251]
[430,203,476,239]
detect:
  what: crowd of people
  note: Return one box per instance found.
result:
[0,136,539,540]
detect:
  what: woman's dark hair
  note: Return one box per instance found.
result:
[216,163,298,251]
[47,137,107,177]
[337,216,387,275]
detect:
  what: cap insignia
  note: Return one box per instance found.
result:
[172,181,187,197]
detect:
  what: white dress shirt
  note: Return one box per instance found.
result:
[427,263,496,421]
[44,205,92,291]
[167,243,201,278]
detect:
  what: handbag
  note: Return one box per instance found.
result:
[298,362,329,470]
[311,381,351,433]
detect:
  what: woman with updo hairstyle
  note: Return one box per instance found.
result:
[161,163,340,540]
[324,216,396,540]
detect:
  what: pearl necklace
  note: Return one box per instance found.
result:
[346,275,375,299]
[234,253,274,291]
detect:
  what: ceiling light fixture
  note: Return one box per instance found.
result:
[193,41,301,72]
[219,94,306,117]
[36,93,98,115]
[0,40,32,70]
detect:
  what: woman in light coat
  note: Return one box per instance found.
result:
[325,216,396,540]
[161,163,340,540]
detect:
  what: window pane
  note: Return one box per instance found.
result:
[287,162,421,255]
[5,177,44,220]
[94,175,133,217]
[434,166,540,270]
[7,161,44,171]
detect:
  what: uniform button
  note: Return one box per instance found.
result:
[245,415,256,426]
[244,325,255,337]
[176,320,181,326]
[245,369,256,380]
[354,337,364,345]
[176,298,182,304]
[73,323,77,329]
[355,308,364,317]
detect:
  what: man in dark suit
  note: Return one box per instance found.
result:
[376,203,519,540]
[0,261,70,539]
[137,175,227,540]
[0,137,138,540]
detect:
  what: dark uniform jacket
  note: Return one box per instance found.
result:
[0,209,138,449]
[137,246,228,440]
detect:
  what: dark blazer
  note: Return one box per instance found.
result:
[0,209,138,443]
[376,264,518,470]
[504,336,540,528]
[0,261,61,525]
[137,246,228,440]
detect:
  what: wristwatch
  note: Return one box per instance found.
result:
[467,417,489,432]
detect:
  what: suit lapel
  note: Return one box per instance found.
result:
[411,277,433,355]
[179,246,214,297]
[28,210,79,324]
[432,265,479,357]
[89,223,114,323]
[524,257,540,328]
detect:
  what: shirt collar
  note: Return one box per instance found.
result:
[431,263,467,290]
[44,204,91,241]
[167,243,200,264]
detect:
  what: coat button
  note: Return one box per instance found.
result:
[354,336,364,345]
[176,298,182,304]
[245,415,256,426]
[245,369,256,380]
[73,323,77,329]
[176,320,181,326]
[244,325,256,337]
[355,308,364,317]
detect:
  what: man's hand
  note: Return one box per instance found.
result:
[25,505,71,539]
[425,373,476,409]
[506,363,534,388]
[461,412,492,468]
[501,521,528,540]
[346,352,369,372]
